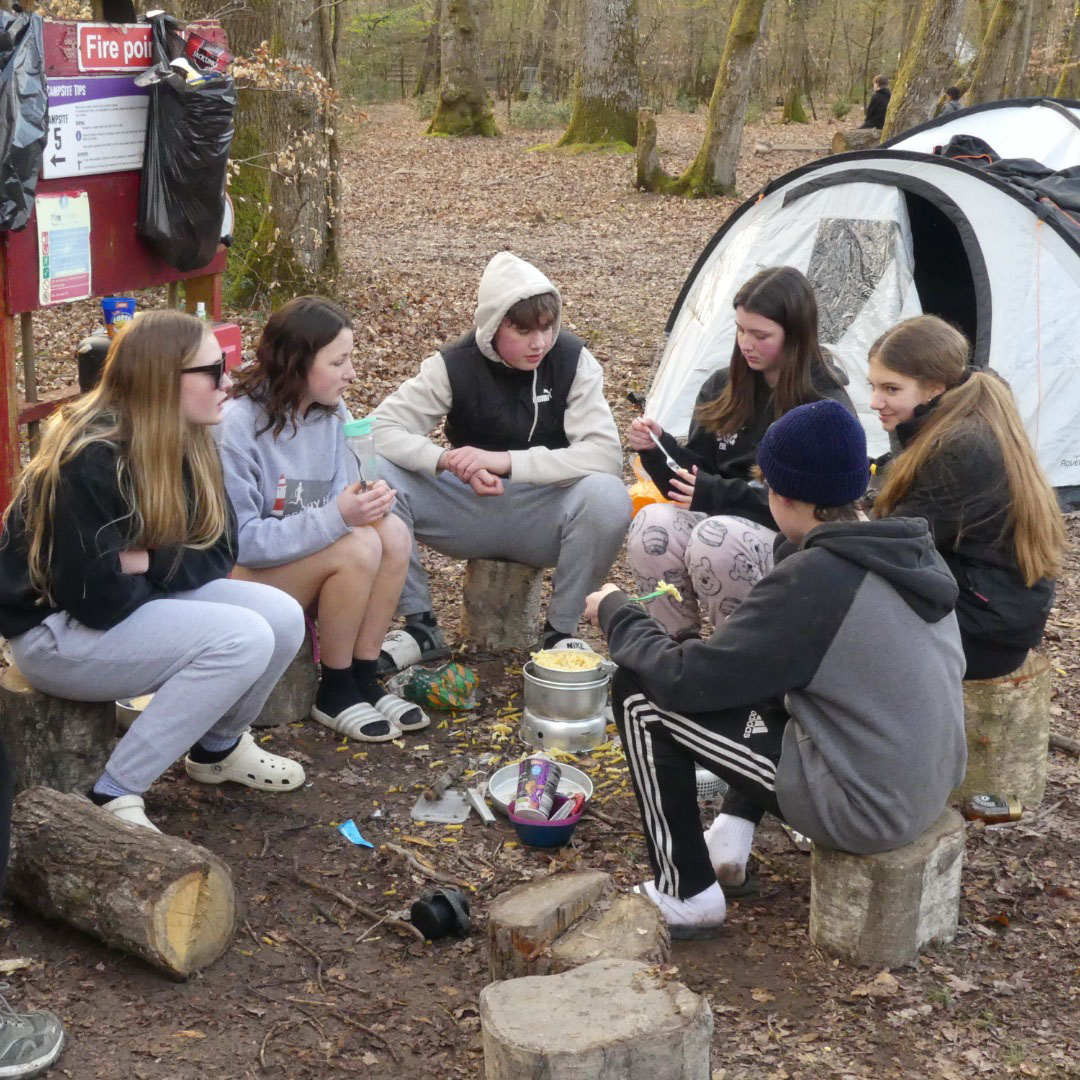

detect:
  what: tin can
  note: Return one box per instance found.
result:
[514,755,561,821]
[961,793,1023,824]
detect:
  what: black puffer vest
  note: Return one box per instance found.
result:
[441,330,583,452]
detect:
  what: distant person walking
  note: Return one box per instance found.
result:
[861,75,890,129]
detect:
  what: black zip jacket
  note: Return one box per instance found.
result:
[639,362,853,525]
[878,400,1055,650]
[0,440,237,637]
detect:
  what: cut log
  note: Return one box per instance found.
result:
[462,559,544,652]
[0,666,115,795]
[546,892,669,974]
[809,808,965,968]
[481,958,713,1079]
[831,128,881,153]
[634,108,662,190]
[487,870,611,980]
[7,787,236,979]
[952,652,1051,807]
[254,625,319,728]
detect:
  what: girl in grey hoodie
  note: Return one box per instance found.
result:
[218,297,428,742]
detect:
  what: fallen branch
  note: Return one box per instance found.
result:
[1050,732,1080,756]
[382,841,472,890]
[294,871,425,943]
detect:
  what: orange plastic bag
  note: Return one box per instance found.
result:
[627,455,670,517]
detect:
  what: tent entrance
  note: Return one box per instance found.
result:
[904,191,979,355]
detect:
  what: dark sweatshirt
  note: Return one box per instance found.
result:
[0,440,237,637]
[862,87,891,129]
[599,517,967,854]
[881,402,1055,650]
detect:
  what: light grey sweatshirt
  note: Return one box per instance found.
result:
[216,394,352,569]
[373,252,623,485]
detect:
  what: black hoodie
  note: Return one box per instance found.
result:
[599,517,967,854]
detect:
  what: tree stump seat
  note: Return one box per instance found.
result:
[461,559,545,652]
[253,623,319,728]
[808,808,965,968]
[0,665,115,795]
[480,958,712,1079]
[952,652,1051,808]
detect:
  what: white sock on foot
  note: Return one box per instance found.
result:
[704,813,756,887]
[640,880,727,931]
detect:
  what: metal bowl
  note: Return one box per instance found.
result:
[526,655,616,686]
[115,693,154,731]
[486,761,594,817]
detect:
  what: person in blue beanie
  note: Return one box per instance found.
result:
[585,400,967,938]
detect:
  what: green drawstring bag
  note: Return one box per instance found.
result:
[388,661,479,710]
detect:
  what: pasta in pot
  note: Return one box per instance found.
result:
[531,649,603,672]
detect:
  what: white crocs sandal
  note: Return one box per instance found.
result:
[373,694,429,733]
[311,701,401,743]
[100,794,161,833]
[185,731,306,790]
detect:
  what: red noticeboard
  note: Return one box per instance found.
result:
[0,19,231,506]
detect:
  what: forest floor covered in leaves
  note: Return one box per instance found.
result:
[4,103,1079,1079]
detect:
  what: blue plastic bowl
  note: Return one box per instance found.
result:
[508,794,584,848]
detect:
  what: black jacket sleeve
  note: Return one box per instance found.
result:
[689,474,776,528]
[144,500,237,592]
[48,444,166,630]
[597,547,857,714]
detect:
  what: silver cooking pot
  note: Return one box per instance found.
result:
[521,661,611,752]
[528,655,617,685]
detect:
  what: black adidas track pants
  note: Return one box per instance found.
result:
[612,668,788,899]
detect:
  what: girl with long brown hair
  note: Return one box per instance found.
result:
[219,296,424,742]
[868,314,1066,678]
[626,266,854,636]
[0,312,307,833]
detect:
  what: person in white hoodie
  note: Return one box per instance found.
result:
[374,252,632,671]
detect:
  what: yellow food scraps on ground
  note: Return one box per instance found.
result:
[531,649,603,671]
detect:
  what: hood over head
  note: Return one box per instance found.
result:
[803,517,958,623]
[474,252,562,364]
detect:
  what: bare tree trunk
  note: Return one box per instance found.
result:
[637,0,768,196]
[782,0,810,123]
[414,0,442,97]
[177,0,338,302]
[899,0,922,57]
[558,0,643,145]
[974,0,994,42]
[428,0,498,136]
[1055,0,1080,96]
[882,0,966,139]
[966,0,1025,104]
[539,0,567,100]
[1004,0,1036,95]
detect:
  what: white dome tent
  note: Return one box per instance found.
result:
[646,99,1080,490]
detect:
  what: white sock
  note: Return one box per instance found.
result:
[642,880,727,926]
[703,813,756,887]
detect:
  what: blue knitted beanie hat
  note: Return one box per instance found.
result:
[756,400,868,507]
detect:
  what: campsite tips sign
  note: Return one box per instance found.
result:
[43,77,150,180]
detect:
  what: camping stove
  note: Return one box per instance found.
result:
[519,661,609,752]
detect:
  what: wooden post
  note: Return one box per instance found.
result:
[19,312,40,454]
[0,247,21,509]
[184,272,223,322]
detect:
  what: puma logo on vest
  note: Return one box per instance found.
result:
[534,389,552,403]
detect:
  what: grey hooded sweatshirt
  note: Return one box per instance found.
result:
[599,517,968,854]
[373,252,622,485]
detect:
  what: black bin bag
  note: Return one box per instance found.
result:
[0,11,47,233]
[137,14,236,271]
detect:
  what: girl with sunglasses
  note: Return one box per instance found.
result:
[218,296,424,742]
[0,311,307,833]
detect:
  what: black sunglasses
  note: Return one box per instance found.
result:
[182,353,227,386]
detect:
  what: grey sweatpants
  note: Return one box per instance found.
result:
[9,578,304,794]
[378,458,633,633]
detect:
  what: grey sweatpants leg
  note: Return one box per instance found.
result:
[9,578,304,794]
[379,458,633,634]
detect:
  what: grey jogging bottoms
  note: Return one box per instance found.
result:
[9,578,304,794]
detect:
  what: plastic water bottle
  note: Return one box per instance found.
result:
[195,301,209,322]
[343,417,378,489]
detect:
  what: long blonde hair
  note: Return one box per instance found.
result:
[4,310,230,602]
[872,315,1065,585]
